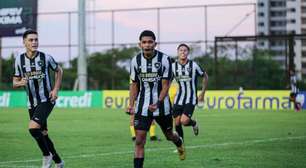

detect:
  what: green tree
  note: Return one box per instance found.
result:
[0,54,15,90]
[87,47,139,90]
[194,48,287,90]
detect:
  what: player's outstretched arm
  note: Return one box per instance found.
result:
[198,72,208,102]
[127,82,139,114]
[49,66,63,101]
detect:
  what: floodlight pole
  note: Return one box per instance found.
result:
[78,0,87,90]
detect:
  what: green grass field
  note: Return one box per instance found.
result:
[0,108,306,168]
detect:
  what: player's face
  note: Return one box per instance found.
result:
[177,46,189,60]
[23,34,38,53]
[139,36,156,56]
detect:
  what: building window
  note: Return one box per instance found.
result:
[258,12,264,17]
[290,19,296,23]
[270,1,286,7]
[258,2,264,7]
[270,11,286,17]
[289,8,296,12]
[302,7,306,13]
[270,21,286,26]
[258,22,265,26]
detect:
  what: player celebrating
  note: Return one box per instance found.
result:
[172,43,208,141]
[127,30,185,168]
[13,30,64,168]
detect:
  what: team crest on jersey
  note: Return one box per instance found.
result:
[38,60,44,67]
[154,62,161,69]
[186,67,192,72]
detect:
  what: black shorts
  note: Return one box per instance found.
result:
[28,101,55,130]
[134,115,173,133]
[173,103,195,118]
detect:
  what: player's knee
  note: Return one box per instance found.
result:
[180,118,190,126]
[135,138,146,147]
[28,120,41,129]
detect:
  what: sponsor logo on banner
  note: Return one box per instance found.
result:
[196,91,293,110]
[102,90,295,110]
[56,93,92,108]
[0,92,10,107]
[103,91,129,109]
[0,0,38,37]
[0,8,23,24]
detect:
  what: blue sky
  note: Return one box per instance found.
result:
[1,0,256,62]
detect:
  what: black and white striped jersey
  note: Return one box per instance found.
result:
[14,51,58,109]
[172,60,205,105]
[130,50,172,117]
[290,74,298,94]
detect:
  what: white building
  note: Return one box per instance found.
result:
[257,0,306,79]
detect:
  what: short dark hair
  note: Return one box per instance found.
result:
[23,29,38,39]
[139,30,156,41]
[177,43,190,51]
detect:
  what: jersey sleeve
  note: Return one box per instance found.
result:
[47,55,58,71]
[162,56,172,80]
[13,56,21,77]
[130,57,138,82]
[195,62,205,77]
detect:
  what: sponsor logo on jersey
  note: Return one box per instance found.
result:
[140,72,160,82]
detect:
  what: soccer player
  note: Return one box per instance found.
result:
[127,30,185,168]
[289,69,302,111]
[13,30,64,168]
[172,43,208,140]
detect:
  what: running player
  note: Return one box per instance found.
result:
[172,43,208,140]
[127,30,185,168]
[13,30,64,168]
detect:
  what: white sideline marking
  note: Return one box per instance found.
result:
[0,135,305,166]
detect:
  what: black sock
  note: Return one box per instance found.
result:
[173,136,183,147]
[186,119,196,127]
[134,158,144,168]
[44,135,62,163]
[175,125,184,140]
[29,129,50,156]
